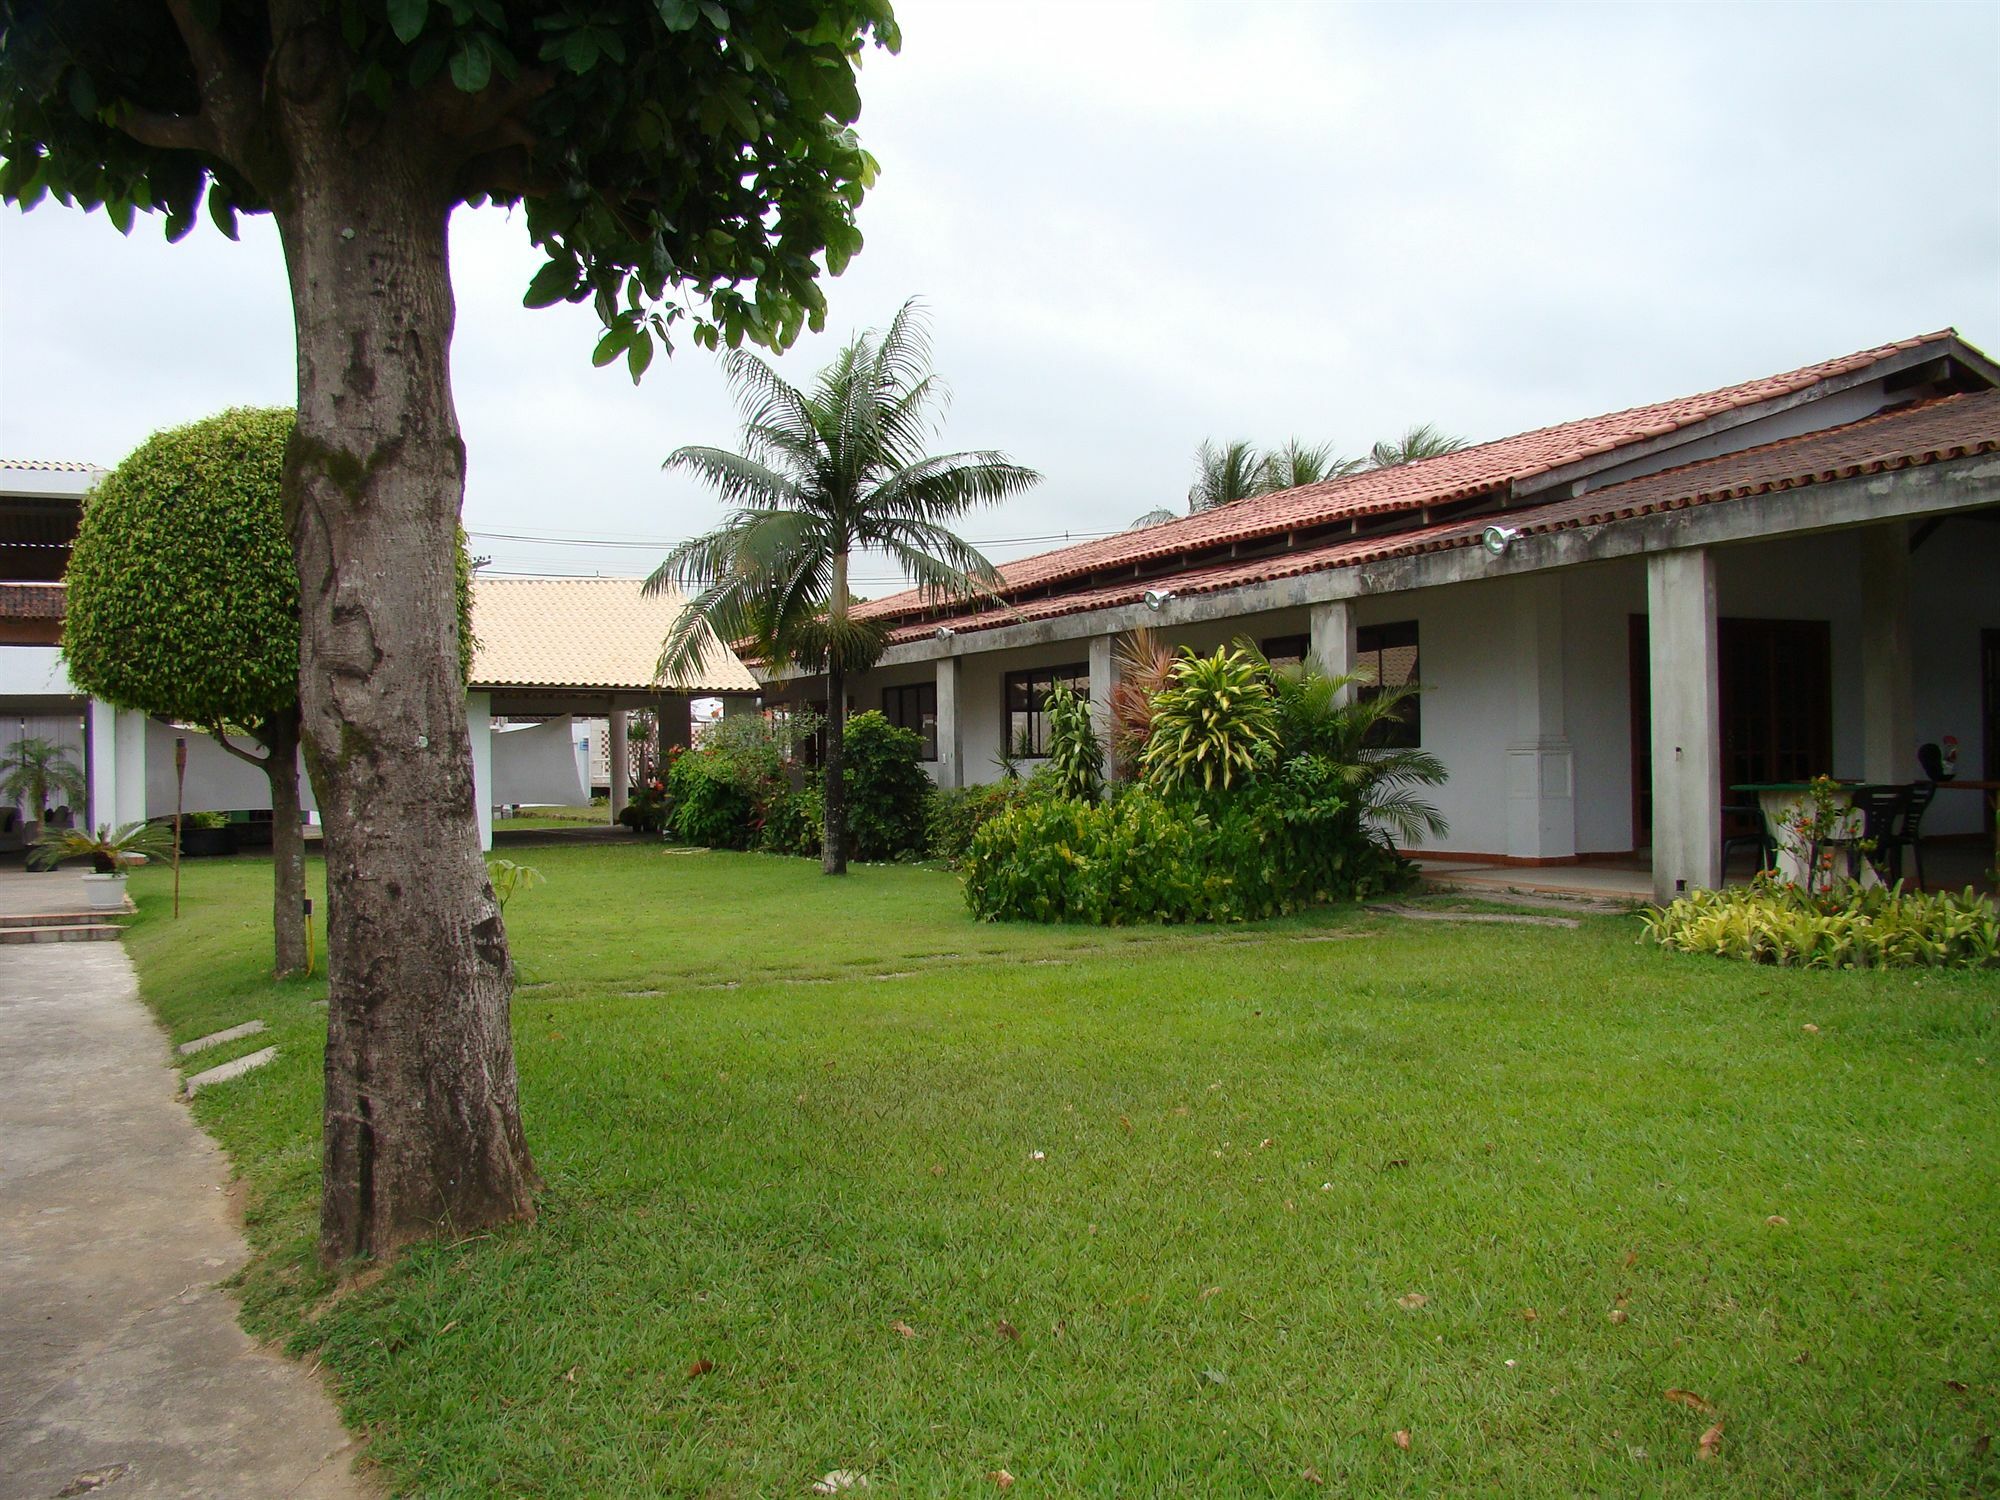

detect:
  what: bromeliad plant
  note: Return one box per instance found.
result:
[1642,875,1997,970]
[1139,647,1279,798]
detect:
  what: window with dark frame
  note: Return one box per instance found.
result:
[881,682,939,760]
[1002,663,1089,758]
[1356,621,1420,747]
[1260,633,1308,667]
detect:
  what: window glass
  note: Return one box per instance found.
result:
[881,682,939,761]
[1002,663,1089,758]
[1355,621,1420,747]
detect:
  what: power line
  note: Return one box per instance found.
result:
[466,524,1126,550]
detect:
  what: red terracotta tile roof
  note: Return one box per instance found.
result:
[860,329,1965,627]
[878,389,2000,644]
[0,581,65,620]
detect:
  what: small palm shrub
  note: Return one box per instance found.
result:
[1043,682,1103,803]
[1641,877,1998,969]
[842,710,930,860]
[1139,647,1279,797]
[31,820,175,873]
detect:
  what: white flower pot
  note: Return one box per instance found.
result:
[82,873,129,912]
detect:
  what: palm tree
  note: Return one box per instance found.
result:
[1264,664,1449,846]
[1261,438,1364,492]
[1186,438,1267,512]
[1368,422,1468,469]
[649,300,1040,874]
[0,736,86,827]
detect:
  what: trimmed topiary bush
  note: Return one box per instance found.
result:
[1641,878,1998,969]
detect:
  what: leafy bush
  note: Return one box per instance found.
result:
[1044,682,1103,803]
[1641,877,1998,969]
[1140,647,1279,797]
[757,784,824,857]
[1265,665,1448,845]
[963,782,1411,925]
[618,776,671,834]
[926,773,1058,865]
[842,709,930,861]
[665,748,757,849]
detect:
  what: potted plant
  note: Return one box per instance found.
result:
[0,736,87,846]
[31,821,176,910]
[178,810,238,858]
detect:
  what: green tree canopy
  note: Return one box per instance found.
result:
[64,407,299,726]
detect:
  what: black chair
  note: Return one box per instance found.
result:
[1897,781,1936,889]
[1721,804,1773,876]
[1850,784,1912,884]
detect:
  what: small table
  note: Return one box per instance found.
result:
[1731,782,1872,889]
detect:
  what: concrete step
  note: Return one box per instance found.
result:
[0,910,124,929]
[0,923,126,944]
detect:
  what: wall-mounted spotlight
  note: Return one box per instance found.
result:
[1481,524,1522,558]
[934,626,956,640]
[1142,587,1176,611]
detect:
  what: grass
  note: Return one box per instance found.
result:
[124,845,1999,1496]
[493,803,607,831]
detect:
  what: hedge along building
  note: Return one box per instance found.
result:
[756,331,2000,903]
[0,521,755,850]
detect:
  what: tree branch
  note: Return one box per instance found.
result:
[113,103,216,154]
[207,722,272,769]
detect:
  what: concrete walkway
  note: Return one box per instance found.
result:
[0,944,370,1500]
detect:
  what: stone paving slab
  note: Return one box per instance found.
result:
[0,943,371,1500]
[175,1021,268,1058]
[181,1047,279,1098]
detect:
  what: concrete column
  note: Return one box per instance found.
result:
[467,691,493,852]
[1647,547,1721,901]
[1088,634,1118,783]
[1860,521,1915,784]
[1504,575,1577,861]
[934,657,963,790]
[86,698,116,831]
[1309,599,1357,699]
[608,707,629,823]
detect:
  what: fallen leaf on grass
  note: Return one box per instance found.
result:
[1301,1466,1324,1486]
[989,1470,1015,1489]
[890,1321,919,1340]
[1028,1150,1046,1162]
[996,1318,1021,1342]
[1623,1249,1638,1268]
[1202,1367,1229,1385]
[1944,1379,1969,1393]
[1664,1389,1713,1413]
[812,1473,870,1494]
[1398,1292,1429,1310]
[929,1163,947,1178]
[1766,1215,1789,1227]
[1200,1285,1222,1300]
[1696,1420,1724,1461]
[1383,1159,1409,1171]
[1521,1307,1539,1323]
[1120,1114,1132,1134]
[1259,1138,1273,1150]
[1608,1308,1629,1325]
[1392,1429,1412,1451]
[563,1366,579,1384]
[1802,1023,1820,1034]
[685,1358,714,1378]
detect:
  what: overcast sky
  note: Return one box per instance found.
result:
[3,0,1996,595]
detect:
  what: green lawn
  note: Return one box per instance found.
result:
[124,847,1999,1497]
[493,803,607,831]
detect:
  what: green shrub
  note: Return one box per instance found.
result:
[926,774,1057,865]
[963,782,1411,925]
[1044,681,1104,803]
[665,749,756,849]
[1641,877,1999,969]
[1140,646,1279,797]
[618,776,671,834]
[842,709,930,861]
[757,783,824,857]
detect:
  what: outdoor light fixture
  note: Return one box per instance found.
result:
[934,626,955,640]
[1481,524,1522,557]
[1143,588,1176,611]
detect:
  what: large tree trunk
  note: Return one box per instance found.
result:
[263,708,308,978]
[274,132,535,1266]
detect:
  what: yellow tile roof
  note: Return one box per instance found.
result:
[469,577,756,694]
